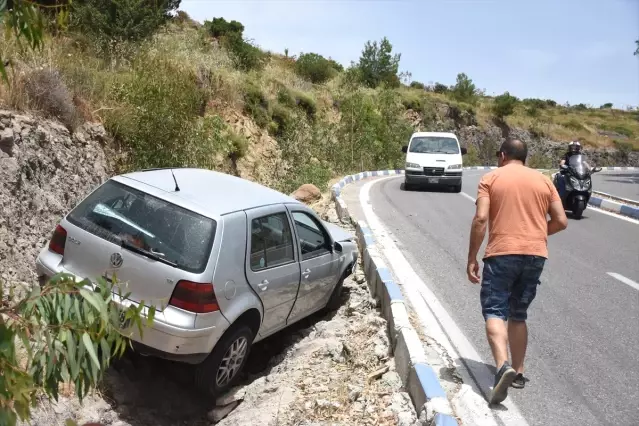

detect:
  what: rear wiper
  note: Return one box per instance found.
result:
[120,240,178,268]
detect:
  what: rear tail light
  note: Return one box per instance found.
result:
[48,225,67,255]
[169,280,219,313]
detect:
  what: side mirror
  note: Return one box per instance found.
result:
[461,147,468,155]
[401,145,408,153]
[593,166,602,173]
[333,241,343,252]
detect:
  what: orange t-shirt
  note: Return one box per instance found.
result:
[476,163,561,259]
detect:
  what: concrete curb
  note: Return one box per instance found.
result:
[331,172,459,426]
[588,196,639,219]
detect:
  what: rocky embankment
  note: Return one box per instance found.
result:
[0,110,111,288]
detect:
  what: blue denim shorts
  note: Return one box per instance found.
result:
[480,255,546,321]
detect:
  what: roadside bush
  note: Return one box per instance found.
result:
[410,80,425,90]
[293,90,317,119]
[277,87,296,108]
[270,103,294,137]
[573,103,588,111]
[242,83,271,128]
[400,91,423,111]
[527,151,553,169]
[492,91,519,119]
[613,140,634,157]
[526,106,540,117]
[224,32,266,72]
[522,98,548,110]
[204,17,244,38]
[601,123,634,138]
[600,102,613,109]
[463,144,481,166]
[545,99,557,107]
[103,57,214,170]
[23,68,81,130]
[295,52,338,84]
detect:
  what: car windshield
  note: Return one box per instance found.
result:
[67,180,216,273]
[568,154,591,177]
[409,136,459,154]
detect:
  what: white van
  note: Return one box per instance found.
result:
[401,131,467,192]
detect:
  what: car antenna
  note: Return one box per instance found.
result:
[170,168,180,192]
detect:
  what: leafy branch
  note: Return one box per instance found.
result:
[0,273,154,425]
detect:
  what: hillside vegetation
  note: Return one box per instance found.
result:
[1,4,638,194]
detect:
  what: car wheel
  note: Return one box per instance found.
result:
[402,181,413,191]
[325,274,346,312]
[194,324,254,397]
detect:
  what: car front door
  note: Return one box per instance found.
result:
[245,205,300,336]
[285,206,340,323]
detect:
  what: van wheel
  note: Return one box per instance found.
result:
[402,181,413,191]
[194,324,254,397]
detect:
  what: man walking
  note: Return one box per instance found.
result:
[466,138,568,405]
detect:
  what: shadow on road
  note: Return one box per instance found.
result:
[100,289,350,426]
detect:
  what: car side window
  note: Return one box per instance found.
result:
[291,211,330,260]
[250,213,295,271]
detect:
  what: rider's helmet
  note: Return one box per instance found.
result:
[568,140,582,155]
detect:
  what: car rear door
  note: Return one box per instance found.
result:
[244,205,300,336]
[285,205,340,323]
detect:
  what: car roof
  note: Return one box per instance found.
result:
[114,168,301,217]
[410,131,458,139]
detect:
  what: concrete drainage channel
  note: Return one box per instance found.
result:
[25,202,420,426]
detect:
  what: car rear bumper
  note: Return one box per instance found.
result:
[35,247,229,363]
[405,171,462,186]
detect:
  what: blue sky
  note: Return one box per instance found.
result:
[180,0,639,108]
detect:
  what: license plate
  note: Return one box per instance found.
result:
[428,178,439,184]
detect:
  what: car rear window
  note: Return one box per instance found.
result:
[67,180,216,273]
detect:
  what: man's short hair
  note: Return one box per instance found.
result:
[499,138,528,162]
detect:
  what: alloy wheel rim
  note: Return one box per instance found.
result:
[216,336,248,388]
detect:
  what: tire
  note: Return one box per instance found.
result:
[325,274,346,312]
[573,202,585,219]
[194,324,254,397]
[402,181,412,191]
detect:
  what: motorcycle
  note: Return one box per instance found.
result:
[552,154,602,219]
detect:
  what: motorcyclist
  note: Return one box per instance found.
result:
[554,141,582,199]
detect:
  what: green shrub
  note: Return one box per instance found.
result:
[527,151,553,169]
[601,123,634,138]
[410,81,425,90]
[573,103,588,111]
[224,32,266,72]
[204,17,244,38]
[463,144,480,166]
[70,0,179,47]
[277,87,296,108]
[295,52,339,84]
[293,90,317,119]
[526,106,540,117]
[270,103,294,136]
[227,131,248,159]
[600,102,613,109]
[433,82,449,94]
[450,73,478,105]
[545,99,557,107]
[23,68,81,130]
[401,91,423,110]
[492,91,519,118]
[242,83,271,128]
[104,57,217,170]
[522,98,548,110]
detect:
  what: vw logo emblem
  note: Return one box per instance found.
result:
[110,252,123,269]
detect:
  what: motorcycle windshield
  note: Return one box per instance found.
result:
[568,154,591,178]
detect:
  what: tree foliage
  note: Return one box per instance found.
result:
[295,52,340,84]
[634,39,639,56]
[492,91,519,119]
[0,274,150,425]
[70,0,180,45]
[204,17,265,71]
[450,72,478,104]
[356,37,401,88]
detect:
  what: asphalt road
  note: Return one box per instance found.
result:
[592,170,639,201]
[364,171,639,426]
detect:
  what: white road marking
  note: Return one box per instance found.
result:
[360,176,528,426]
[461,192,477,203]
[607,272,639,291]
[587,206,639,225]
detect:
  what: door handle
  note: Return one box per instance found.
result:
[302,268,311,279]
[257,279,269,291]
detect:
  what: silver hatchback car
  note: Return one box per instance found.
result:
[36,168,358,395]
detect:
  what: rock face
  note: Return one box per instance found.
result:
[290,184,321,204]
[0,110,111,287]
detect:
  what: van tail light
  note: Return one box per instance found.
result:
[48,225,67,255]
[169,281,219,313]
